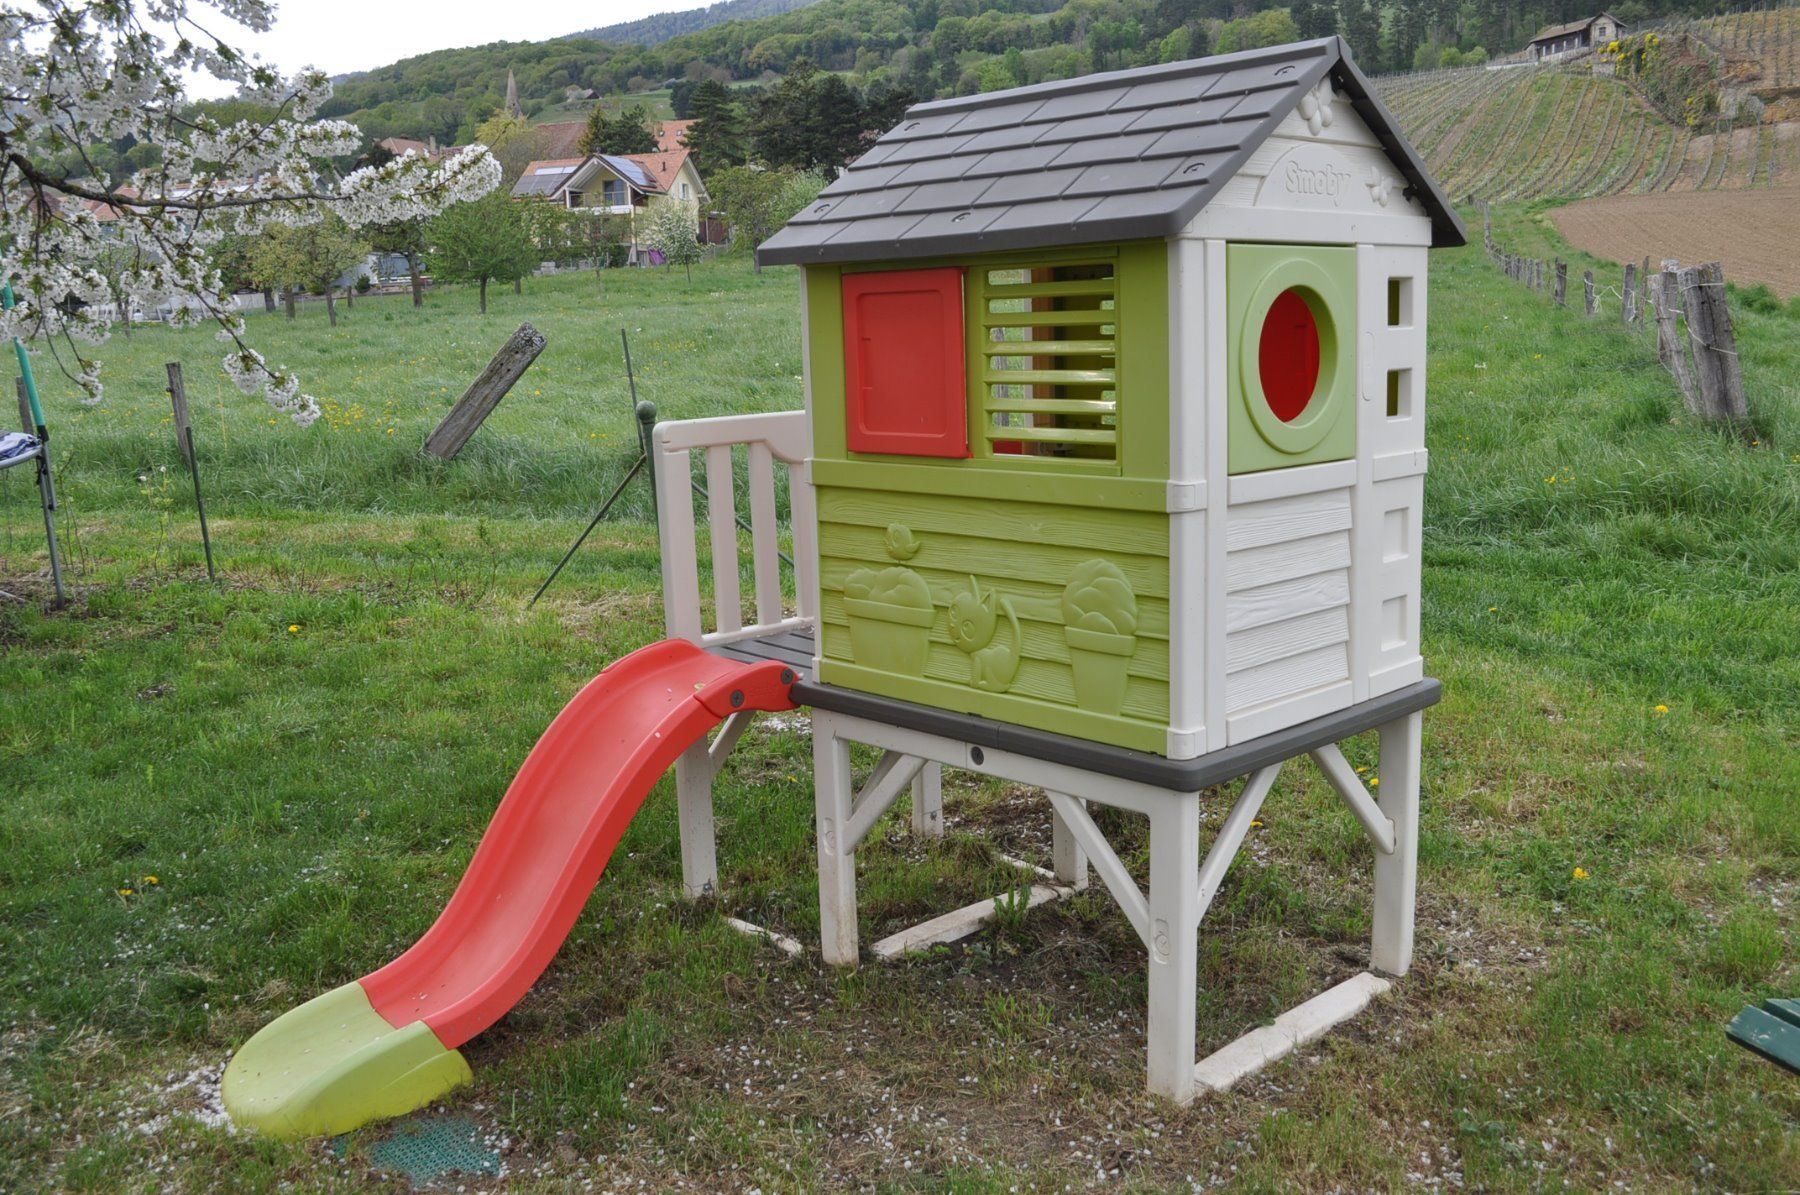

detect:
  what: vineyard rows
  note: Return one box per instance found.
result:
[1697,5,1800,98]
[1377,60,1800,201]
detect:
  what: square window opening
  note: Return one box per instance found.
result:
[980,261,1118,464]
[1387,277,1413,327]
[1385,368,1412,419]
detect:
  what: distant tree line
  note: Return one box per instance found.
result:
[315,0,1753,149]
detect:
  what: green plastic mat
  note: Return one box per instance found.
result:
[333,1114,503,1186]
[1726,998,1800,1076]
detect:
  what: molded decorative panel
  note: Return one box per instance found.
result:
[816,488,1170,754]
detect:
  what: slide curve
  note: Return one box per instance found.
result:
[222,639,798,1139]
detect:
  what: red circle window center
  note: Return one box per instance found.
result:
[1258,288,1322,423]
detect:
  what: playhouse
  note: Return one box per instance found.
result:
[223,37,1465,1139]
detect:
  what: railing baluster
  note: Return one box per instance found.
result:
[706,444,741,636]
[748,442,781,626]
[657,445,702,642]
[789,459,819,626]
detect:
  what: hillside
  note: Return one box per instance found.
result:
[1376,61,1799,201]
[316,0,1800,183]
[573,0,824,46]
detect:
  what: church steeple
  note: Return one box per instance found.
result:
[505,69,522,119]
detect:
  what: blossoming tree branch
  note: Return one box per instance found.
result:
[1,0,501,425]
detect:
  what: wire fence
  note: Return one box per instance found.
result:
[1474,198,1752,430]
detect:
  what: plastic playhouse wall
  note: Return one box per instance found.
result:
[802,93,1433,761]
[806,241,1174,755]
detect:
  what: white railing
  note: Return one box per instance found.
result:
[654,410,817,648]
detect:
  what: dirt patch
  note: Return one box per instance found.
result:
[1550,185,1800,297]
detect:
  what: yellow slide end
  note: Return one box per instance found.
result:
[222,981,473,1139]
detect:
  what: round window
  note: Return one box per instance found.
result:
[1257,288,1323,423]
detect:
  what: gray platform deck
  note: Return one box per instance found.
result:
[711,627,1439,792]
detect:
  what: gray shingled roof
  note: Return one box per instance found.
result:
[758,37,1464,267]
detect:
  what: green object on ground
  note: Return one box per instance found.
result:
[2,281,48,435]
[333,1114,504,1184]
[221,981,473,1139]
[1727,998,1800,1076]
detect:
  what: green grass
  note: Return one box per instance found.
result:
[2,234,1798,1191]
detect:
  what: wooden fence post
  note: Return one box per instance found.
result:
[166,362,193,469]
[1583,270,1597,315]
[423,322,548,460]
[1622,262,1638,324]
[1653,269,1700,414]
[1554,261,1568,306]
[1680,262,1749,426]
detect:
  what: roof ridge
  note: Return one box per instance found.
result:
[906,37,1340,116]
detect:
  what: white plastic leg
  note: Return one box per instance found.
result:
[1048,792,1089,890]
[910,762,943,839]
[674,746,718,899]
[814,714,859,967]
[1145,794,1201,1103]
[1372,710,1422,976]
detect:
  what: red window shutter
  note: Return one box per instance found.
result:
[841,268,969,458]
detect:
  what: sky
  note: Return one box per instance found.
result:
[186,0,675,98]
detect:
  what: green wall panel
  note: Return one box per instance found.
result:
[804,240,1170,510]
[1226,242,1357,474]
[815,487,1170,754]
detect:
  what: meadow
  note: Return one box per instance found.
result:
[1,228,1797,1191]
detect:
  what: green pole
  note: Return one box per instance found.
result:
[3,282,49,440]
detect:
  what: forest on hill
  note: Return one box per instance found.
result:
[574,0,823,46]
[323,0,1765,147]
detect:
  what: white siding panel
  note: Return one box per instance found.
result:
[1226,530,1351,592]
[1226,607,1350,672]
[1225,570,1351,634]
[1226,487,1354,552]
[1223,483,1355,738]
[1226,643,1350,712]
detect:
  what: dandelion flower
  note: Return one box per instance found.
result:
[1572,867,1590,880]
[118,887,134,896]
[1250,819,1264,828]
[1368,777,1380,788]
[144,876,158,885]
[288,624,301,633]
[1653,704,1668,715]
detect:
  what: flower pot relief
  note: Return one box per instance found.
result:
[1061,559,1139,716]
[843,561,934,676]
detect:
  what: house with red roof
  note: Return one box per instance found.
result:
[511,146,718,258]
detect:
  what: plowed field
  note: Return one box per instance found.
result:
[1549,185,1800,296]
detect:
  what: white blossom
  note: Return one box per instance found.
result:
[1,0,500,421]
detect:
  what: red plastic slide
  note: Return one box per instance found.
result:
[365,638,798,1045]
[223,639,798,1138]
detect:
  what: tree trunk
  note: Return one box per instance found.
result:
[121,305,133,338]
[343,285,353,309]
[326,289,337,327]
[263,287,276,313]
[408,254,423,307]
[684,260,692,283]
[284,287,296,320]
[479,277,489,314]
[514,276,522,296]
